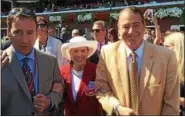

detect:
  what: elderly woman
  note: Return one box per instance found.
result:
[60,36,103,116]
[164,32,184,115]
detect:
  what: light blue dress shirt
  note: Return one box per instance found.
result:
[124,41,144,76]
[13,48,39,94]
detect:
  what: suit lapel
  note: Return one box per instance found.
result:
[36,50,52,94]
[36,50,44,93]
[7,46,32,102]
[139,42,155,101]
[64,64,75,103]
[46,37,52,54]
[76,62,92,101]
[116,42,130,107]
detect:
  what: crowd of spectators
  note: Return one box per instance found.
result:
[41,0,183,13]
[1,0,183,16]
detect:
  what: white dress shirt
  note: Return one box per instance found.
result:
[124,41,144,75]
[71,69,84,101]
[34,36,67,67]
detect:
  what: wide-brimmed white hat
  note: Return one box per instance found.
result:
[61,36,97,60]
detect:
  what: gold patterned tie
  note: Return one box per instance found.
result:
[129,52,139,114]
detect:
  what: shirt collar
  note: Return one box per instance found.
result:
[13,47,35,61]
[124,41,144,58]
[97,40,105,45]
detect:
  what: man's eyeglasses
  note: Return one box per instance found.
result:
[92,29,102,33]
[38,24,47,28]
[9,8,35,16]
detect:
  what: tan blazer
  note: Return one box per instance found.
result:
[95,40,180,115]
[1,46,64,116]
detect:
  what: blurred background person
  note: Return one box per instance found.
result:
[143,28,153,44]
[48,25,63,43]
[107,28,119,43]
[34,16,64,66]
[71,29,80,38]
[48,25,57,37]
[60,27,70,43]
[164,32,184,115]
[89,20,108,64]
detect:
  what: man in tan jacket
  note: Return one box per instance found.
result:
[95,7,179,115]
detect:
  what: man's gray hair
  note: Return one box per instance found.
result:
[93,20,107,30]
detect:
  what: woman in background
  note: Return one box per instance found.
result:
[164,32,184,115]
[107,28,119,43]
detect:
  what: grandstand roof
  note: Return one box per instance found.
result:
[16,0,39,3]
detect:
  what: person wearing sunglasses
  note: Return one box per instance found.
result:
[89,20,108,65]
[34,16,65,67]
[1,7,65,116]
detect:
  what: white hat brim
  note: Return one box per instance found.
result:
[61,41,97,60]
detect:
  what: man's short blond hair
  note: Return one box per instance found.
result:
[72,29,80,35]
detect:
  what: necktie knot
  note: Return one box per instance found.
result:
[130,52,137,63]
[22,57,29,64]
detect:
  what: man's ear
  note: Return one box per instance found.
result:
[7,28,11,37]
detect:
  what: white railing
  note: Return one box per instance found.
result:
[1,1,184,18]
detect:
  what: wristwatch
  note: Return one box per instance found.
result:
[113,104,121,116]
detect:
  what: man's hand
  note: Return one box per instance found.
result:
[117,105,138,116]
[1,50,9,69]
[52,82,64,93]
[34,93,51,112]
[180,97,185,107]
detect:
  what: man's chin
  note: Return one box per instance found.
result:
[125,43,139,51]
[74,60,86,64]
[20,49,32,55]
